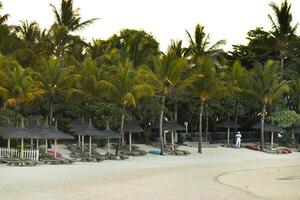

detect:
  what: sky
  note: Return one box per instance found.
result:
[1,0,300,51]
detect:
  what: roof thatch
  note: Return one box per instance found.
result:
[252,122,284,132]
[217,120,241,128]
[124,122,143,133]
[163,121,185,131]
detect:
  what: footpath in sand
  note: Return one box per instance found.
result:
[0,146,299,200]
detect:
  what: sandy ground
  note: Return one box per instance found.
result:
[0,145,300,200]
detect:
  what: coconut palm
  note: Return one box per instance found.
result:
[99,59,154,146]
[187,55,225,153]
[0,1,9,25]
[30,57,71,124]
[225,60,248,134]
[50,0,98,32]
[185,24,226,63]
[268,0,298,76]
[289,76,300,112]
[137,51,197,154]
[248,60,286,151]
[168,40,187,58]
[0,63,44,116]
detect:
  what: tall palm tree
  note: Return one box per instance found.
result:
[99,59,154,146]
[50,0,98,32]
[137,51,197,154]
[0,1,9,25]
[168,40,187,58]
[248,60,286,151]
[187,56,225,153]
[15,21,41,45]
[185,24,226,63]
[0,63,44,116]
[31,57,71,124]
[225,60,248,134]
[268,0,298,76]
[289,76,300,112]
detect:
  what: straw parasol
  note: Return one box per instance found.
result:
[162,121,185,151]
[96,122,121,155]
[124,122,143,151]
[67,118,89,147]
[217,120,241,145]
[79,119,105,156]
[44,121,74,158]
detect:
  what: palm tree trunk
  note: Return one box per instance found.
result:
[234,100,239,135]
[205,103,209,142]
[174,95,178,143]
[159,95,166,155]
[260,104,266,151]
[120,107,125,146]
[49,102,54,126]
[198,101,204,154]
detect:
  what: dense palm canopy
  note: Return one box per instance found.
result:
[0,0,300,152]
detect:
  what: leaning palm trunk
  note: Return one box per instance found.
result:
[174,95,178,142]
[49,102,54,126]
[280,53,284,77]
[260,104,266,151]
[198,101,204,153]
[159,95,166,155]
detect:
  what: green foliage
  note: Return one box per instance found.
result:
[270,110,300,128]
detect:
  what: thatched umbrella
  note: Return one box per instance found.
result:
[124,122,143,151]
[67,118,89,147]
[217,120,241,145]
[1,118,31,159]
[96,122,121,155]
[163,121,185,151]
[44,122,74,158]
[252,122,284,149]
[0,126,14,150]
[80,119,105,156]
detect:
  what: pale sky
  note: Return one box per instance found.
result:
[1,0,300,51]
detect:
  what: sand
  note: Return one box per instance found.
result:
[0,145,299,200]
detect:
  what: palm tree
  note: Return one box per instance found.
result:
[248,60,286,151]
[168,40,187,58]
[187,56,225,153]
[289,76,300,112]
[0,1,9,25]
[30,57,71,124]
[185,24,226,63]
[99,59,154,146]
[0,63,44,120]
[225,60,248,134]
[268,0,298,76]
[137,51,196,154]
[50,0,98,32]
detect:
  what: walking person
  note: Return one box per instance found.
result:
[235,131,242,148]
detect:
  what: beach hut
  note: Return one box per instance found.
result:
[217,120,241,145]
[124,122,143,152]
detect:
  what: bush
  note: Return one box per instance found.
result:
[278,134,293,147]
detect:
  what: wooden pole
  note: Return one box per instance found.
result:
[54,139,57,158]
[82,135,85,152]
[129,132,132,152]
[227,128,230,145]
[78,134,81,146]
[7,139,10,157]
[171,131,174,151]
[89,135,92,157]
[30,138,33,148]
[21,138,24,159]
[271,132,274,150]
[107,138,110,155]
[36,139,39,149]
[45,139,48,153]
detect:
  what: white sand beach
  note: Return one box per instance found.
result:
[0,146,300,200]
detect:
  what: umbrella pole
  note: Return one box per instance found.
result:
[21,138,24,159]
[78,134,81,147]
[89,135,92,157]
[227,128,230,145]
[107,139,110,155]
[36,139,39,149]
[171,131,174,151]
[129,132,132,152]
[45,139,48,154]
[54,139,57,158]
[82,135,85,152]
[271,132,274,150]
[30,138,33,148]
[163,131,166,145]
[7,139,10,157]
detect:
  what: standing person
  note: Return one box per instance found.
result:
[235,131,242,148]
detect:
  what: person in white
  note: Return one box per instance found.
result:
[235,131,242,148]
